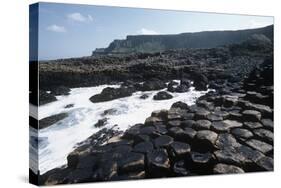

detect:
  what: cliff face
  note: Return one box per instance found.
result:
[93,25,273,54]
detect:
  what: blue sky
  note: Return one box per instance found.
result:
[35,2,273,60]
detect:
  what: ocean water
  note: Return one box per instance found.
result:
[33,81,210,174]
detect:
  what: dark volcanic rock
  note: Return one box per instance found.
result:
[119,153,145,173]
[171,101,189,110]
[39,90,57,105]
[213,163,244,174]
[173,160,190,176]
[242,110,261,122]
[246,139,273,154]
[170,141,191,158]
[93,118,108,128]
[39,113,68,129]
[153,91,173,100]
[231,128,254,139]
[194,120,212,130]
[133,141,154,154]
[140,94,149,99]
[140,80,167,91]
[261,119,273,130]
[194,130,218,151]
[215,133,241,150]
[256,156,273,171]
[51,86,71,95]
[90,86,134,103]
[64,104,74,108]
[147,149,171,177]
[154,135,174,148]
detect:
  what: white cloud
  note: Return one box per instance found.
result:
[46,24,66,33]
[138,28,159,35]
[67,12,93,22]
[249,20,271,28]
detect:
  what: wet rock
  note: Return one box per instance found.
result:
[228,111,243,121]
[210,121,229,132]
[51,86,70,95]
[223,95,238,107]
[118,153,145,173]
[147,149,171,177]
[167,108,184,120]
[245,103,272,117]
[64,104,74,108]
[170,141,191,158]
[194,130,218,151]
[231,128,254,139]
[102,108,118,116]
[139,126,158,137]
[67,152,79,169]
[133,141,154,154]
[171,101,189,110]
[90,86,134,103]
[145,116,163,126]
[194,120,212,130]
[261,119,273,130]
[39,90,57,105]
[244,122,263,129]
[214,148,246,166]
[256,156,273,171]
[39,113,68,129]
[253,129,273,143]
[183,127,197,141]
[181,120,196,128]
[213,163,244,174]
[213,110,229,119]
[191,152,213,171]
[195,109,210,119]
[153,91,173,100]
[215,133,241,150]
[93,118,108,128]
[242,110,261,122]
[92,161,118,181]
[154,135,174,148]
[173,160,190,176]
[167,120,182,127]
[222,120,243,129]
[174,84,190,93]
[207,113,223,121]
[246,139,273,154]
[140,80,167,91]
[140,94,149,99]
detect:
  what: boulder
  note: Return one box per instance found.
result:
[195,109,210,119]
[90,86,134,103]
[256,156,273,171]
[153,91,173,100]
[171,101,189,110]
[51,86,70,95]
[140,80,167,91]
[93,118,108,128]
[39,113,68,129]
[261,119,273,130]
[140,94,149,99]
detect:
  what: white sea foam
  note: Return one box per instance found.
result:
[35,81,209,174]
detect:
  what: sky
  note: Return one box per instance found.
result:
[32,2,273,60]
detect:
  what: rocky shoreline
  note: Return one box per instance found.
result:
[38,56,273,185]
